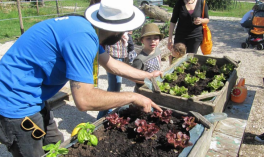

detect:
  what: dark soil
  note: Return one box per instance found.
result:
[64,107,194,157]
[164,62,230,96]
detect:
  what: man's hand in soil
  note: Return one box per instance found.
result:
[132,93,162,112]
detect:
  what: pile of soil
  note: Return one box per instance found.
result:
[163,61,230,96]
[64,107,195,157]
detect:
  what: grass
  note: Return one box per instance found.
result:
[0,1,256,43]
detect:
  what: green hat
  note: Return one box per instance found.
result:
[140,23,164,41]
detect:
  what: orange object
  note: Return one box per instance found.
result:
[231,78,247,103]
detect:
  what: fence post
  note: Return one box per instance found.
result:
[56,0,60,16]
[16,0,24,35]
[36,0,39,14]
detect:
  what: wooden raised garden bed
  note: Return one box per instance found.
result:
[57,106,213,157]
[136,54,240,115]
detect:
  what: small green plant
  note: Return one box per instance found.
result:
[206,58,217,66]
[158,82,171,93]
[207,79,224,91]
[42,140,69,157]
[184,74,199,86]
[195,70,206,80]
[169,85,188,96]
[201,91,209,95]
[163,73,178,82]
[181,93,191,98]
[220,63,234,75]
[76,122,98,146]
[200,65,208,71]
[175,66,185,73]
[188,57,198,65]
[181,62,192,70]
[213,73,226,81]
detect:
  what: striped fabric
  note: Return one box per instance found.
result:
[105,40,128,58]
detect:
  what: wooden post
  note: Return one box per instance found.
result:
[36,0,39,14]
[56,0,60,16]
[16,0,24,34]
[74,3,77,13]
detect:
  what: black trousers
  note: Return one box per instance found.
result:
[174,36,203,54]
[0,103,64,157]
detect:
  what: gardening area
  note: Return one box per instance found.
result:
[0,0,264,157]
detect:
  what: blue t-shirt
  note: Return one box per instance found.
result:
[0,16,104,118]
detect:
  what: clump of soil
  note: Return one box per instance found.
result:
[64,108,195,157]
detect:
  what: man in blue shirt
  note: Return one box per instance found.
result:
[0,0,162,156]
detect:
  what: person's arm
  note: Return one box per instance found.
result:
[167,22,176,51]
[98,52,162,81]
[167,1,180,51]
[70,80,162,112]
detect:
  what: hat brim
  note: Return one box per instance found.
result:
[85,4,146,32]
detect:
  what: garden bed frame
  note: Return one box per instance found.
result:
[55,106,213,157]
[136,54,241,115]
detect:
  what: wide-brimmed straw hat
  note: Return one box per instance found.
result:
[85,0,145,32]
[140,23,164,40]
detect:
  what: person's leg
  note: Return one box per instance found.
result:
[97,58,124,119]
[241,19,252,28]
[2,112,46,157]
[185,38,203,54]
[255,133,264,143]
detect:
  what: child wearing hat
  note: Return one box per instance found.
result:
[131,23,164,91]
[169,42,187,65]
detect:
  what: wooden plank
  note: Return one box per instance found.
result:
[214,118,247,138]
[208,131,241,156]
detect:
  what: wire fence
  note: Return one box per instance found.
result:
[0,0,90,43]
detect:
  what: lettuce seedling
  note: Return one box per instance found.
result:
[181,62,192,69]
[200,65,208,71]
[169,85,188,96]
[164,73,178,82]
[213,73,226,81]
[184,74,199,86]
[220,63,234,75]
[206,58,217,66]
[188,57,198,64]
[135,119,160,140]
[166,130,193,149]
[195,70,206,80]
[105,113,130,132]
[181,93,191,98]
[207,79,224,91]
[201,90,209,95]
[182,116,197,131]
[158,82,170,93]
[151,110,173,124]
[76,122,98,146]
[175,66,185,73]
[42,140,69,157]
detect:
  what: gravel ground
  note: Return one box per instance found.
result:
[0,16,264,156]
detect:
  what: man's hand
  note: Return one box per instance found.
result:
[132,93,162,112]
[150,70,163,78]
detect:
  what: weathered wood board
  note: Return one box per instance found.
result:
[136,54,241,115]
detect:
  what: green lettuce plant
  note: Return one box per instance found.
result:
[175,66,185,73]
[220,63,234,75]
[213,73,226,81]
[169,85,188,96]
[158,82,171,93]
[206,58,217,66]
[184,74,199,86]
[200,65,208,71]
[188,57,198,64]
[195,70,206,80]
[163,73,178,82]
[207,79,224,91]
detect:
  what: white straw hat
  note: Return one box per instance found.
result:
[85,0,145,32]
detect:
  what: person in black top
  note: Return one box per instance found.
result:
[167,0,209,54]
